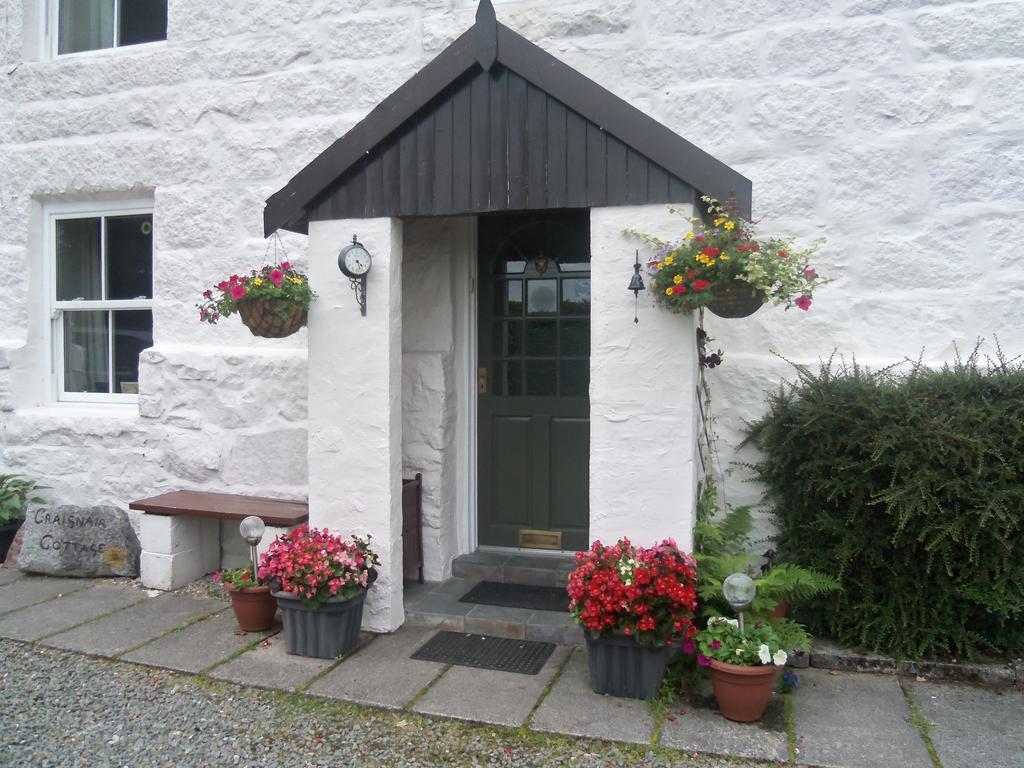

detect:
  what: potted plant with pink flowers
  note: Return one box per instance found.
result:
[258,525,379,659]
[196,260,315,339]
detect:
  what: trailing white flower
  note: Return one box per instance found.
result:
[773,649,788,666]
[757,644,772,664]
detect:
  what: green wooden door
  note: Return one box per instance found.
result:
[477,211,590,552]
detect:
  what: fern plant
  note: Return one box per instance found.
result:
[694,480,839,650]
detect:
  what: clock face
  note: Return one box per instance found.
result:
[340,244,372,278]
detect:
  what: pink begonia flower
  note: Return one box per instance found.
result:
[681,639,696,655]
[230,283,247,300]
[803,267,817,280]
[697,653,711,667]
[280,261,291,271]
[269,269,285,287]
[795,294,812,311]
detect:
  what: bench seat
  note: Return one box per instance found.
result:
[130,491,308,591]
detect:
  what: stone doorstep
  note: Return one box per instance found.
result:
[451,550,573,588]
[810,638,1017,687]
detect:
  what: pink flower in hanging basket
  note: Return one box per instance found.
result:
[269,269,285,288]
[230,283,247,300]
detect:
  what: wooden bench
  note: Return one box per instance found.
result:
[130,490,308,591]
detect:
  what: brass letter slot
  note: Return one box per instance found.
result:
[478,367,488,394]
[518,529,562,551]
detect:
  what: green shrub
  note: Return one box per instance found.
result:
[749,346,1024,659]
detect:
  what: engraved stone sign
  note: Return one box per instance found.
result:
[18,506,141,578]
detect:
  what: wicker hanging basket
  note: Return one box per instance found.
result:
[707,280,766,319]
[237,299,307,338]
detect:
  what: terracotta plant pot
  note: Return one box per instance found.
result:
[766,600,788,619]
[709,659,778,722]
[237,299,307,339]
[706,279,765,318]
[224,584,278,632]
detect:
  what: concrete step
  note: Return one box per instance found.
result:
[403,577,581,646]
[451,550,575,588]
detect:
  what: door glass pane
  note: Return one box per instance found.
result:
[495,280,523,316]
[526,320,556,357]
[526,360,556,396]
[119,0,167,46]
[56,218,102,301]
[561,278,591,315]
[561,320,590,356]
[501,259,527,274]
[558,260,590,272]
[113,310,153,394]
[493,320,523,356]
[527,280,557,315]
[58,0,114,54]
[106,214,153,299]
[560,359,589,397]
[63,311,109,394]
[501,360,523,396]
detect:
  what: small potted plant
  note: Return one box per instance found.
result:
[695,616,789,722]
[567,538,698,699]
[0,474,46,564]
[197,260,315,338]
[258,525,379,659]
[629,196,829,320]
[214,566,277,633]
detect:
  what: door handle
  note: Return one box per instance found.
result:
[478,367,488,394]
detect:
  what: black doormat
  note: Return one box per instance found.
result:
[411,631,555,675]
[458,581,569,613]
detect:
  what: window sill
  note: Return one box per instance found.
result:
[20,402,140,420]
[50,39,167,63]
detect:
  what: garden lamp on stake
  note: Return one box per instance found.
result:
[723,572,756,635]
[239,516,266,580]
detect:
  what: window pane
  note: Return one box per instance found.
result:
[561,278,591,315]
[495,280,523,317]
[526,360,556,396]
[501,360,522,396]
[525,320,556,357]
[56,218,102,301]
[59,0,114,54]
[560,359,589,397]
[63,311,109,394]
[527,280,557,315]
[493,320,522,357]
[119,0,167,46]
[557,260,590,272]
[113,310,152,393]
[106,214,153,299]
[561,320,590,357]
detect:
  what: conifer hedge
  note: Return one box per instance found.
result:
[749,349,1024,659]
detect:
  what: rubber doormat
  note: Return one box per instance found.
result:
[458,581,569,613]
[411,631,555,675]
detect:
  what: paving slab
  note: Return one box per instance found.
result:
[905,680,1024,768]
[0,584,145,641]
[413,644,570,726]
[659,697,788,763]
[792,669,932,768]
[526,610,583,646]
[0,568,23,587]
[529,649,654,745]
[0,575,91,615]
[122,610,278,674]
[42,593,225,657]
[307,626,445,709]
[208,633,333,692]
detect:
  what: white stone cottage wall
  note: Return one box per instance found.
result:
[1,0,1023,549]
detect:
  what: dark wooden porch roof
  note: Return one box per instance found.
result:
[264,1,751,236]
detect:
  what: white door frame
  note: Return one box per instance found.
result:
[453,216,479,563]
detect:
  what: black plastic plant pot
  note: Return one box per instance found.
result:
[584,631,676,699]
[273,589,366,659]
[0,521,22,565]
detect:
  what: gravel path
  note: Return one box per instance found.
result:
[0,639,771,768]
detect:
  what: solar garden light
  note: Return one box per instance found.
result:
[239,516,266,581]
[723,572,757,635]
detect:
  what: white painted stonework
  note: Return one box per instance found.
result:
[0,0,1021,609]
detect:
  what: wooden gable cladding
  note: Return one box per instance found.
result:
[307,65,695,222]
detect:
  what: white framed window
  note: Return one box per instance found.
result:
[48,0,167,58]
[45,200,154,404]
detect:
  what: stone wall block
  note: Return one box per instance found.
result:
[222,428,308,487]
[913,3,1024,61]
[320,15,416,59]
[763,20,906,78]
[854,70,973,133]
[649,0,829,35]
[503,0,634,39]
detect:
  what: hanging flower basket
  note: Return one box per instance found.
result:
[706,279,766,319]
[237,299,307,339]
